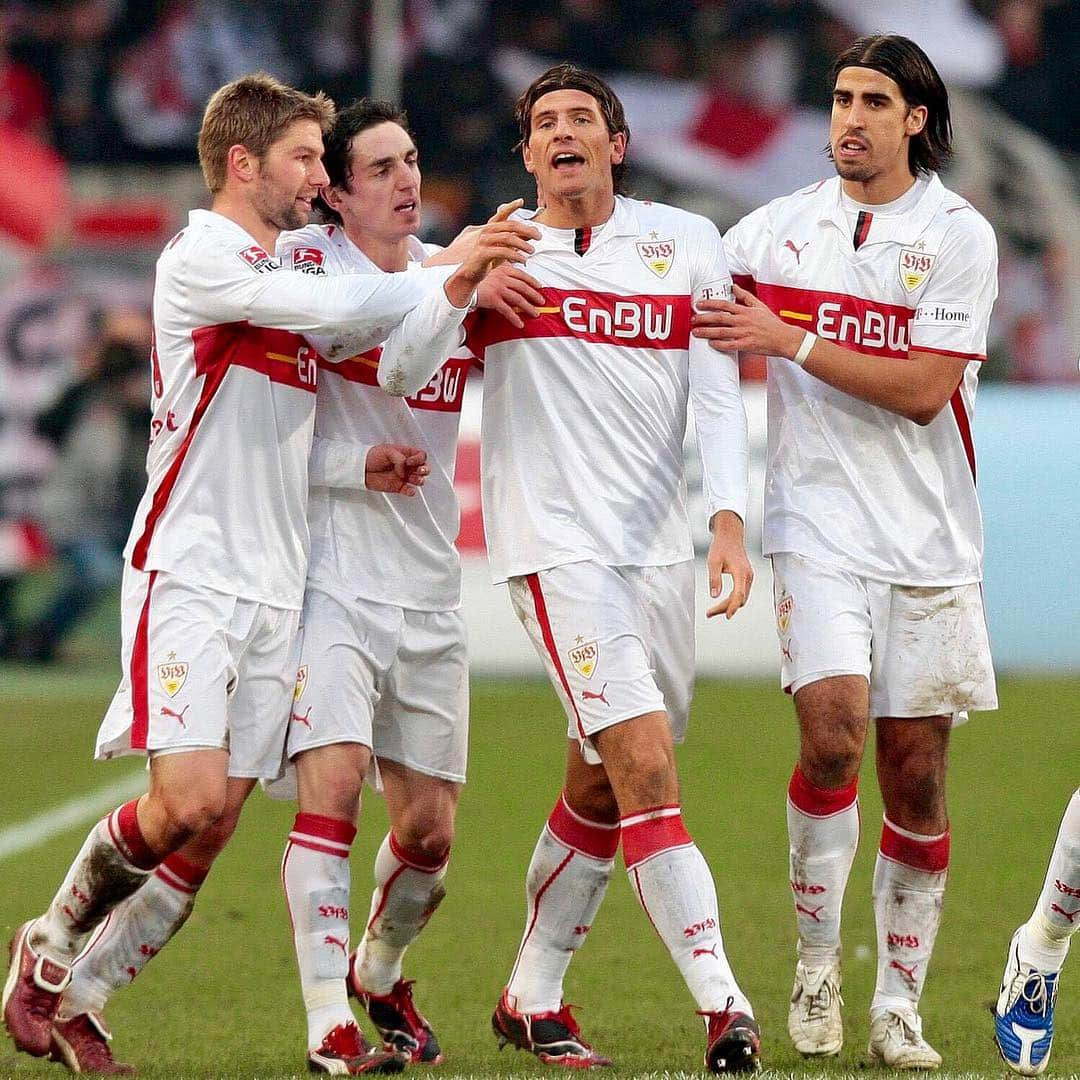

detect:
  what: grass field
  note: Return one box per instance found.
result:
[0,667,1077,1078]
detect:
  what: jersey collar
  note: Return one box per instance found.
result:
[818,173,946,248]
[514,195,637,254]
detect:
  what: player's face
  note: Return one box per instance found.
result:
[330,121,421,243]
[830,67,926,187]
[252,119,329,233]
[522,89,626,203]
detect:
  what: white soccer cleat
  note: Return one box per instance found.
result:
[788,957,843,1056]
[867,1007,942,1070]
[994,927,1059,1076]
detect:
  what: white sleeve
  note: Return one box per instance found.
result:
[377,282,472,397]
[722,204,770,283]
[689,220,748,523]
[308,435,373,490]
[182,241,456,347]
[909,216,998,361]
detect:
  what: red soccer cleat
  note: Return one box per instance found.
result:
[701,999,762,1074]
[349,971,444,1064]
[492,989,612,1068]
[50,1012,136,1075]
[3,921,71,1058]
[307,1021,407,1075]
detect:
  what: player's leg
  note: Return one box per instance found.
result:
[772,553,873,1057]
[3,746,231,1060]
[995,788,1080,1075]
[494,741,619,1066]
[350,760,459,1064]
[279,588,404,1076]
[593,713,758,1073]
[52,775,253,1076]
[868,578,997,1071]
[866,715,950,1070]
[349,606,468,1065]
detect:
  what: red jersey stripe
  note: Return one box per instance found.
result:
[321,347,471,413]
[129,570,157,749]
[949,387,976,482]
[526,574,587,744]
[912,345,986,362]
[468,288,691,356]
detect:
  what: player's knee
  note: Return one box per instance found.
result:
[567,781,620,825]
[394,810,454,864]
[156,788,228,846]
[801,713,863,787]
[613,741,677,808]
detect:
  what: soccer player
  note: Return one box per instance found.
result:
[693,35,999,1070]
[444,64,759,1073]
[273,99,540,1071]
[1,73,472,1076]
[995,788,1080,1075]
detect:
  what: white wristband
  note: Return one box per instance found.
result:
[792,330,816,366]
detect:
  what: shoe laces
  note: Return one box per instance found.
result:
[698,994,737,1032]
[1019,971,1051,1017]
[800,968,842,1023]
[882,1009,924,1047]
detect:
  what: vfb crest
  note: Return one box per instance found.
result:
[776,592,793,635]
[568,640,599,679]
[157,659,188,698]
[636,237,675,278]
[293,666,308,702]
[898,247,936,292]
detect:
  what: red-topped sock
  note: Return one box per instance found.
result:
[786,765,860,964]
[623,805,752,1015]
[504,794,619,1013]
[282,812,358,1049]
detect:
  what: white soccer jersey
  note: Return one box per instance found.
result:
[277,224,473,611]
[724,173,998,586]
[124,209,454,609]
[471,196,748,584]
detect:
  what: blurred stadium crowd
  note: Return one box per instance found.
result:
[0,0,1076,662]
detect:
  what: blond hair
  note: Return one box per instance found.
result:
[197,73,335,194]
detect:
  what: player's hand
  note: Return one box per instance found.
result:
[705,510,753,619]
[364,444,430,497]
[476,264,545,327]
[425,224,483,266]
[692,283,803,359]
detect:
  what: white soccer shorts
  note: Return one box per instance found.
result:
[508,560,695,765]
[771,551,998,720]
[284,586,469,784]
[96,564,300,779]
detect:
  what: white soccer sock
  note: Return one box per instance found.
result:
[623,806,752,1016]
[786,765,860,965]
[1021,788,1080,971]
[282,813,357,1050]
[352,832,449,997]
[32,800,158,964]
[505,795,618,1014]
[870,817,949,1016]
[60,852,208,1019]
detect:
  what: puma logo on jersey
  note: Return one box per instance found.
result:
[581,682,610,706]
[291,707,313,729]
[160,705,188,729]
[784,239,809,264]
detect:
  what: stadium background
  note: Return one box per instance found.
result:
[0,1,1077,1076]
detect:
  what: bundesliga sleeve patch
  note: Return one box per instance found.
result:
[292,247,327,275]
[236,245,280,274]
[913,302,973,327]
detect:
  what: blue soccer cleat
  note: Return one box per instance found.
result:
[994,928,1060,1076]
